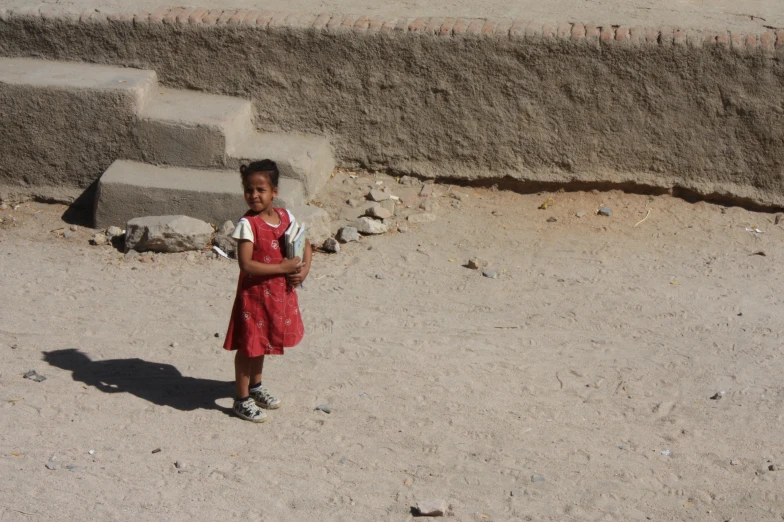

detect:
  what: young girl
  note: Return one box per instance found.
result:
[223,160,311,422]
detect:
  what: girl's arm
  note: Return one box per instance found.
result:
[286,239,312,287]
[237,240,301,276]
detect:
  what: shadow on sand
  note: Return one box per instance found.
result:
[44,348,232,415]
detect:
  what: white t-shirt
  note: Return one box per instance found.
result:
[231,210,295,243]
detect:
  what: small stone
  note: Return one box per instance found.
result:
[69,225,79,231]
[576,211,586,218]
[407,213,436,224]
[399,175,418,186]
[354,217,388,235]
[315,404,332,414]
[365,206,392,220]
[618,444,631,451]
[63,231,74,239]
[125,215,214,253]
[88,449,95,455]
[547,217,557,223]
[710,391,725,400]
[397,223,409,233]
[531,475,546,483]
[598,207,612,217]
[0,203,7,210]
[730,459,739,466]
[775,214,783,225]
[105,226,123,239]
[138,255,154,263]
[419,184,435,197]
[416,500,447,517]
[451,201,461,209]
[214,332,221,338]
[125,250,139,260]
[367,189,390,202]
[420,199,437,212]
[65,465,82,472]
[91,233,108,246]
[380,198,396,214]
[170,342,179,348]
[375,274,386,279]
[482,269,498,279]
[467,257,488,270]
[185,252,196,262]
[450,191,469,202]
[23,370,46,382]
[347,198,361,208]
[322,237,340,253]
[491,210,503,217]
[336,226,360,243]
[206,252,216,259]
[45,462,58,470]
[175,461,185,469]
[151,448,162,454]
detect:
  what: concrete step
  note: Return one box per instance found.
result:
[135,88,254,168]
[94,160,305,229]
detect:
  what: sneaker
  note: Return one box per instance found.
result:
[233,397,268,423]
[250,387,282,410]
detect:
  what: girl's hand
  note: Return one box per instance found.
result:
[286,267,308,287]
[279,257,302,275]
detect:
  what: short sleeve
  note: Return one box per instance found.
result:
[232,218,254,243]
[285,209,295,223]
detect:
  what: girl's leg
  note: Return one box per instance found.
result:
[234,350,252,399]
[249,355,264,388]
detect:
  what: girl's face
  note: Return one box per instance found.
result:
[243,172,278,214]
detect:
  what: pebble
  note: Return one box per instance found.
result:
[467,257,488,270]
[730,459,739,466]
[90,233,108,246]
[185,252,196,262]
[214,332,221,338]
[399,175,418,186]
[88,450,95,455]
[139,255,154,263]
[419,184,435,197]
[170,342,179,348]
[0,203,7,210]
[322,237,340,253]
[368,189,390,202]
[547,217,557,223]
[45,461,58,470]
[397,223,409,233]
[531,475,546,483]
[151,448,162,454]
[354,217,388,235]
[375,274,386,279]
[65,465,82,472]
[337,226,360,243]
[69,225,79,231]
[365,206,392,220]
[450,191,469,202]
[451,201,461,209]
[482,269,498,279]
[23,370,46,382]
[598,207,612,217]
[769,464,780,472]
[105,226,123,239]
[416,500,447,517]
[408,213,437,224]
[315,404,332,414]
[775,214,783,225]
[710,391,725,400]
[175,461,185,469]
[125,250,139,260]
[576,211,586,218]
[346,198,361,208]
[63,231,74,239]
[491,210,503,217]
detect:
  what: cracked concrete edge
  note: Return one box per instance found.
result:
[3,6,783,52]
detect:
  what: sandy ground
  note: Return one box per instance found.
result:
[5,0,783,33]
[1,173,784,521]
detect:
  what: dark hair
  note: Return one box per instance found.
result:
[240,160,279,188]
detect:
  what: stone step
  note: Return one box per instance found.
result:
[94,160,304,229]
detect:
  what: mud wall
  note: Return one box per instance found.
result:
[2,8,784,207]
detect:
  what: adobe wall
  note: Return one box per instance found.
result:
[2,7,784,208]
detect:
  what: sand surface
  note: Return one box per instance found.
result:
[5,0,783,33]
[2,174,784,521]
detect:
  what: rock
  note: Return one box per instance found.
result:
[292,206,331,246]
[380,198,396,214]
[776,214,783,225]
[710,391,725,400]
[576,211,586,218]
[69,225,79,231]
[139,255,155,263]
[451,201,461,209]
[354,217,388,235]
[408,213,436,224]
[375,274,386,279]
[315,404,332,414]
[397,223,409,233]
[336,226,360,243]
[467,257,488,270]
[547,217,557,222]
[170,342,179,348]
[365,206,392,220]
[770,464,780,472]
[23,370,46,382]
[394,188,420,206]
[213,234,237,258]
[105,225,123,239]
[450,191,469,202]
[399,175,419,186]
[214,332,221,338]
[420,184,435,197]
[346,198,361,208]
[175,461,185,469]
[45,461,58,470]
[482,269,498,279]
[90,233,108,246]
[420,199,437,212]
[491,210,503,217]
[63,231,74,239]
[367,189,390,202]
[598,207,612,217]
[322,237,340,253]
[217,220,235,236]
[416,500,447,517]
[730,459,739,466]
[124,250,139,260]
[531,475,546,483]
[0,203,7,210]
[65,465,82,472]
[185,252,196,262]
[125,215,213,253]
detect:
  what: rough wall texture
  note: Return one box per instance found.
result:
[1,8,784,208]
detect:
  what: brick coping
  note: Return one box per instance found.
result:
[1,5,783,52]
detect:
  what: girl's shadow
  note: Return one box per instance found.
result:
[44,349,233,415]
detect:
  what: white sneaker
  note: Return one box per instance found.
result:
[250,387,281,410]
[232,397,268,422]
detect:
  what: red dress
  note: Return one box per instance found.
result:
[223,208,305,356]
